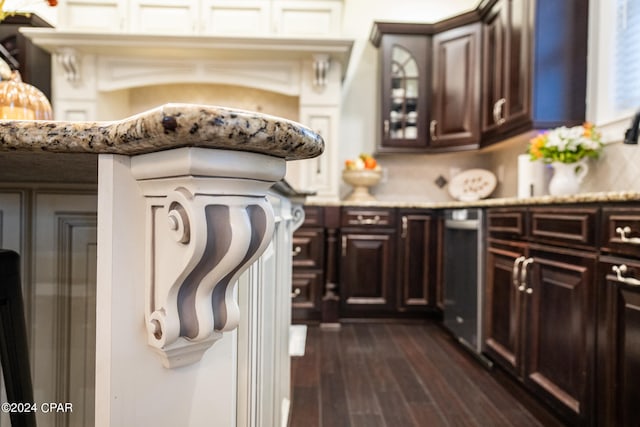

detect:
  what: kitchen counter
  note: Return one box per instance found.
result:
[0,102,323,159]
[0,103,323,427]
[309,191,640,209]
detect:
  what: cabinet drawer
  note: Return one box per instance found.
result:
[341,208,396,227]
[529,207,598,247]
[292,271,323,309]
[487,208,526,238]
[292,228,324,268]
[601,207,640,258]
[302,206,324,226]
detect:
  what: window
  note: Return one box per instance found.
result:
[615,0,640,111]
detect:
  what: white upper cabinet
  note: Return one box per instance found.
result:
[57,0,344,37]
[58,0,126,32]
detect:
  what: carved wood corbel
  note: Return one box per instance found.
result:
[131,147,285,368]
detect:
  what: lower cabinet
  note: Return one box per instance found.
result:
[396,209,437,311]
[524,245,596,425]
[484,207,597,426]
[293,206,438,322]
[597,257,640,427]
[340,208,397,318]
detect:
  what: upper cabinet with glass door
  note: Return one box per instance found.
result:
[378,34,430,152]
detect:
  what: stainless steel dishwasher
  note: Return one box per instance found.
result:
[442,208,490,364]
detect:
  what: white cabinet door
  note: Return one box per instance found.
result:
[58,0,126,32]
[200,0,271,35]
[272,0,343,36]
[31,192,97,427]
[129,0,199,34]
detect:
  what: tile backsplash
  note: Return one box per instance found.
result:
[364,131,640,202]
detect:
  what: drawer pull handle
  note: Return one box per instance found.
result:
[493,98,506,125]
[342,235,347,257]
[291,288,301,298]
[429,120,438,141]
[512,256,526,288]
[357,215,380,225]
[612,264,640,286]
[519,257,534,291]
[616,226,640,245]
[401,216,408,238]
[292,246,302,257]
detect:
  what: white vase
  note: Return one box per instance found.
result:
[548,160,589,196]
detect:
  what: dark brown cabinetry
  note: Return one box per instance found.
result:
[481,0,533,142]
[431,23,481,150]
[484,206,597,425]
[379,35,430,152]
[597,207,640,427]
[371,0,588,153]
[291,206,325,322]
[396,209,437,311]
[340,208,397,318]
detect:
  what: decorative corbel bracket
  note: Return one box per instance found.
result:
[312,54,331,90]
[131,147,286,368]
[56,47,81,85]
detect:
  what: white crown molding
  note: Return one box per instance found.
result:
[20,28,354,80]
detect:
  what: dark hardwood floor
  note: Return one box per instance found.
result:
[290,322,567,427]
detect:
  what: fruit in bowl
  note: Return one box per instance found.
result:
[342,154,382,202]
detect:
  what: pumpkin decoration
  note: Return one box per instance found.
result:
[0,70,52,120]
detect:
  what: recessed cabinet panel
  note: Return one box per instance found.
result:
[129,0,198,34]
[431,23,481,149]
[59,0,124,32]
[481,0,533,142]
[340,230,396,317]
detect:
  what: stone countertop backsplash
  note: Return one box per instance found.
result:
[308,191,640,209]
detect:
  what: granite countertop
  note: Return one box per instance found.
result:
[309,191,640,209]
[0,103,324,160]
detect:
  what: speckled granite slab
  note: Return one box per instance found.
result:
[310,191,640,208]
[0,103,324,160]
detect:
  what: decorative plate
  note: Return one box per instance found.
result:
[448,169,497,201]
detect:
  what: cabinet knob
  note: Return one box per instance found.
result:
[292,246,302,257]
[525,288,533,294]
[291,288,301,298]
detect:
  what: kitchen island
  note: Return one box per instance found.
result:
[0,103,323,427]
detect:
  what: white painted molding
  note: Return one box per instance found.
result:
[130,147,286,368]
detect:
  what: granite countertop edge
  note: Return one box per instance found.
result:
[0,103,324,161]
[307,191,640,209]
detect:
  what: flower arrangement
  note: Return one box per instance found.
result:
[527,123,603,164]
[0,0,57,22]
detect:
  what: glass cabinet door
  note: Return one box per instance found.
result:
[389,46,419,140]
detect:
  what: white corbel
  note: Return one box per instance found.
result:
[131,147,285,368]
[56,47,81,85]
[312,54,331,89]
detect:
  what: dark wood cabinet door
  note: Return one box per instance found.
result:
[379,34,430,152]
[484,241,526,377]
[481,0,532,141]
[292,270,323,322]
[430,22,481,150]
[340,230,396,317]
[597,256,640,427]
[397,211,434,311]
[524,245,596,424]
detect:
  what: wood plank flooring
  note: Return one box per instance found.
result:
[290,322,567,427]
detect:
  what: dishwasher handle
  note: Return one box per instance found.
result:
[445,219,480,230]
